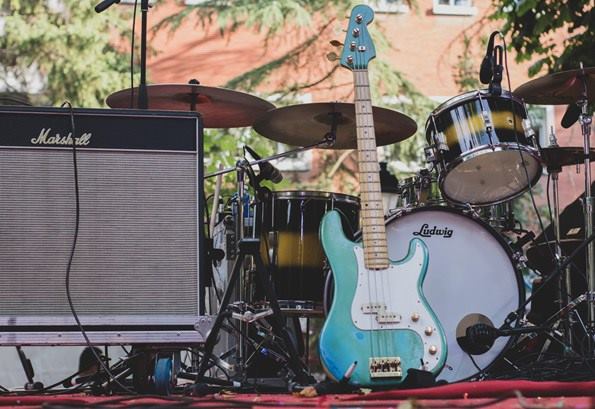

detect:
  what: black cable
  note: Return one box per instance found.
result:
[129,0,139,108]
[60,101,136,395]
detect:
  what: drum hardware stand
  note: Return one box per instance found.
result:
[194,238,312,387]
[574,64,595,347]
[545,130,575,347]
[201,159,314,388]
[500,229,595,357]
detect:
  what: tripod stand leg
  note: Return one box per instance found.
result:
[249,242,312,384]
[195,245,244,382]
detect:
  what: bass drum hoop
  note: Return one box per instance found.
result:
[323,205,525,382]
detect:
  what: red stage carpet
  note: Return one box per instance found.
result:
[0,380,593,408]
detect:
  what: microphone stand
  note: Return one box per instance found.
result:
[205,137,335,179]
[137,0,150,109]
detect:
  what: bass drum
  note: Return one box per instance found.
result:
[324,206,524,383]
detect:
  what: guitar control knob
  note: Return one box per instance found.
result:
[424,326,433,336]
[429,345,438,355]
[411,313,420,322]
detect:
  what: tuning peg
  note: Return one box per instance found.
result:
[329,40,343,47]
[326,52,339,62]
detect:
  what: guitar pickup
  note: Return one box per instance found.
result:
[376,312,401,324]
[361,303,386,314]
[369,357,402,379]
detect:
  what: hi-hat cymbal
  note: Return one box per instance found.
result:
[106,84,275,128]
[514,67,595,105]
[252,102,417,149]
[541,146,595,170]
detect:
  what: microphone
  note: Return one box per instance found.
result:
[244,145,283,184]
[94,0,120,13]
[479,31,500,84]
[561,103,581,129]
[460,323,499,355]
[460,322,548,355]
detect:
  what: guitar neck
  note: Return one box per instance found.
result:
[354,69,389,270]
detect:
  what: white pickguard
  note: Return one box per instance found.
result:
[350,241,444,370]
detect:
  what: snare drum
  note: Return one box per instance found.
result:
[258,191,359,314]
[426,90,542,206]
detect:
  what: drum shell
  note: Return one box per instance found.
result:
[259,191,359,312]
[425,90,530,162]
[425,90,542,206]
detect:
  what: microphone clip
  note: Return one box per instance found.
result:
[488,45,503,96]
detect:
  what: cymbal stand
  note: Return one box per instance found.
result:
[544,126,576,346]
[547,156,574,346]
[575,64,595,350]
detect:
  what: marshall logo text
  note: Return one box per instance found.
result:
[31,128,92,146]
[413,223,454,238]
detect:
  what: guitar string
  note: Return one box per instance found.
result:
[355,67,379,365]
[355,34,386,364]
[358,26,390,364]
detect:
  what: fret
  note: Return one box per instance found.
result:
[353,68,389,270]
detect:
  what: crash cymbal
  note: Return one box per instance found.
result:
[514,67,595,105]
[252,102,417,149]
[541,146,595,170]
[106,84,275,128]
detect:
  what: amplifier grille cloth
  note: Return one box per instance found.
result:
[0,149,199,317]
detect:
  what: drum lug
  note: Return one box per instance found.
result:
[482,108,493,133]
[512,251,528,269]
[435,131,449,152]
[424,146,436,163]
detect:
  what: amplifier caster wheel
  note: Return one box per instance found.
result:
[154,351,181,395]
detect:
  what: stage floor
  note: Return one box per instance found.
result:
[0,380,594,409]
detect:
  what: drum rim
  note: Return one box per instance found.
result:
[428,89,526,120]
[438,143,543,206]
[271,190,360,204]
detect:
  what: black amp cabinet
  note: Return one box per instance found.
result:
[0,106,212,345]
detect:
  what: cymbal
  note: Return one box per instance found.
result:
[514,67,595,105]
[106,84,275,128]
[252,102,417,149]
[541,146,595,170]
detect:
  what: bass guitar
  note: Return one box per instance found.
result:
[318,4,447,386]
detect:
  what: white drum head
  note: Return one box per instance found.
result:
[385,207,522,383]
[442,148,541,205]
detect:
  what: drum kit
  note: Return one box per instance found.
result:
[106,65,595,385]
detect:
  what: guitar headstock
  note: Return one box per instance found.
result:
[339,5,376,70]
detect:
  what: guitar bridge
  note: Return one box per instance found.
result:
[369,357,402,379]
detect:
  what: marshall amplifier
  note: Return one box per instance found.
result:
[0,105,213,345]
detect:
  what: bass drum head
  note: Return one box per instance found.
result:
[385,207,523,382]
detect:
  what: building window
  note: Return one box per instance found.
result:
[526,105,555,148]
[432,0,477,16]
[366,0,410,14]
